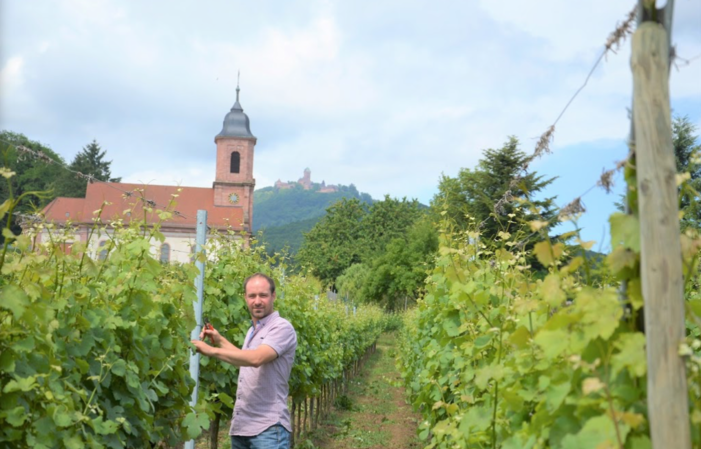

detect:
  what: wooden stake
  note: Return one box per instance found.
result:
[632,21,691,449]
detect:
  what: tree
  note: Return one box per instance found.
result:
[335,262,371,303]
[296,198,367,287]
[673,116,701,230]
[432,136,557,245]
[0,131,65,241]
[616,115,701,226]
[360,195,423,259]
[56,140,121,198]
[297,195,427,290]
[361,215,438,311]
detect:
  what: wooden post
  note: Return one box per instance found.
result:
[632,21,691,449]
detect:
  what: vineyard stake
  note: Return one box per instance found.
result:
[185,210,208,449]
[632,14,691,449]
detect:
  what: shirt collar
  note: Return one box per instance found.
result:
[252,310,279,328]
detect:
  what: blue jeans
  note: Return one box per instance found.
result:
[230,424,291,449]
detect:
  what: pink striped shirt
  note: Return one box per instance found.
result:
[229,311,297,436]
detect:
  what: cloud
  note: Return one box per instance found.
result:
[0,56,24,90]
[1,0,700,243]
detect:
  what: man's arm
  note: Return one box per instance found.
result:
[208,343,278,368]
[191,327,278,367]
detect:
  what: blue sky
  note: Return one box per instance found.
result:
[1,0,700,249]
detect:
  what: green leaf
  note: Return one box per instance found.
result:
[3,375,38,393]
[545,382,570,411]
[183,411,205,439]
[0,199,10,217]
[474,334,493,349]
[52,406,74,427]
[626,435,652,449]
[460,405,492,432]
[534,241,555,267]
[92,416,120,435]
[561,415,630,449]
[111,359,127,376]
[474,364,503,390]
[0,350,15,373]
[610,212,641,252]
[12,336,36,353]
[0,285,29,318]
[3,406,27,426]
[540,274,565,307]
[534,329,569,360]
[507,326,531,349]
[63,435,83,449]
[611,332,646,377]
[217,392,234,409]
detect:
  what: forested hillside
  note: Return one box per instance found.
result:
[253,184,374,256]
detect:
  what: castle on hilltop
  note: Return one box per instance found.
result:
[274,168,339,193]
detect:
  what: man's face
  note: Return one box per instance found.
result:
[245,276,275,322]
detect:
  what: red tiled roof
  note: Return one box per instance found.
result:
[42,182,245,230]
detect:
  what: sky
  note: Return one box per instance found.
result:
[1,0,700,250]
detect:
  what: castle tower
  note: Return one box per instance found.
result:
[213,83,256,233]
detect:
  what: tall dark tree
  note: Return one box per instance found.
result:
[672,116,701,230]
[56,140,121,198]
[0,131,65,241]
[432,136,557,245]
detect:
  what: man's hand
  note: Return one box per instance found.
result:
[191,339,217,357]
[191,323,221,357]
[200,323,224,346]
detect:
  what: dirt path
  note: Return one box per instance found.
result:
[311,333,422,449]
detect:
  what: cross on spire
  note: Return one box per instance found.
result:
[236,70,241,102]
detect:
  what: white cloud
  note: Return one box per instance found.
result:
[0,56,24,90]
[1,0,700,243]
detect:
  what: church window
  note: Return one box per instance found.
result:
[160,243,171,264]
[230,151,240,174]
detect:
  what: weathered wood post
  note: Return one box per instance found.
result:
[631,19,691,449]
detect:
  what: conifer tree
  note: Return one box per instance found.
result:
[432,136,557,245]
[56,140,121,197]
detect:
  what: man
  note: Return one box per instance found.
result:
[192,273,297,449]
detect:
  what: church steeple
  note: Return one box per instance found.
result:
[213,76,257,234]
[216,73,255,140]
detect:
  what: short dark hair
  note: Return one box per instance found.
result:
[243,272,276,295]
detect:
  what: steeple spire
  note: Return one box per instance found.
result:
[236,70,240,103]
[216,70,255,140]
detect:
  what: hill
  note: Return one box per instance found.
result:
[253,184,374,255]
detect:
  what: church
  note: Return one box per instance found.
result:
[38,87,257,263]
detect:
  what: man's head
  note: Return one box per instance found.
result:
[243,273,276,322]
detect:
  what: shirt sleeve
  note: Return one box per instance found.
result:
[261,320,297,357]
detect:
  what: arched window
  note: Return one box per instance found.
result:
[160,243,170,264]
[98,240,108,261]
[230,151,240,174]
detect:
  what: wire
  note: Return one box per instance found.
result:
[1,139,188,219]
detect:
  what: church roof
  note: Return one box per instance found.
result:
[216,86,255,140]
[42,182,245,230]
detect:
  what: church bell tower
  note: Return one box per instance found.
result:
[213,82,256,233]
